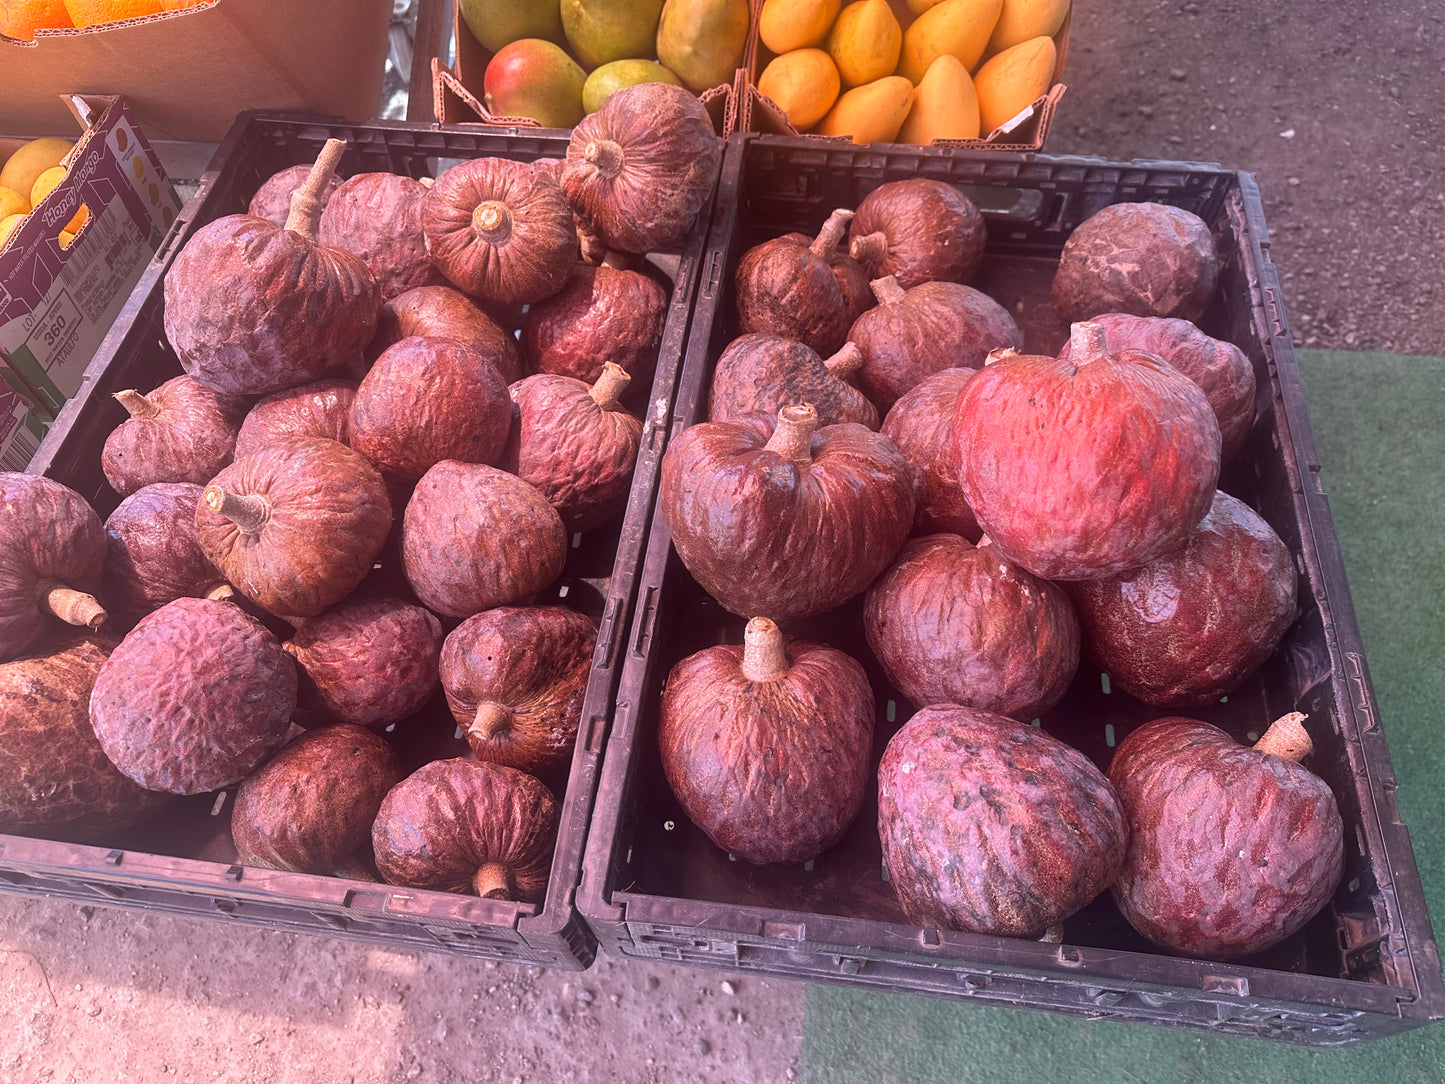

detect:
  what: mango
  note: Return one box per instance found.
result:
[0,186,28,219]
[583,59,684,113]
[974,34,1055,133]
[656,0,749,92]
[757,48,841,131]
[0,213,25,249]
[898,0,1002,83]
[457,0,563,53]
[816,76,915,144]
[986,0,1069,56]
[898,54,980,143]
[827,0,902,87]
[905,0,948,11]
[29,166,88,234]
[0,137,72,203]
[563,0,665,71]
[483,39,587,128]
[759,0,840,55]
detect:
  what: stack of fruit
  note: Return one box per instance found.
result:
[651,182,1344,961]
[462,0,749,128]
[0,136,83,248]
[0,84,721,908]
[755,0,1067,144]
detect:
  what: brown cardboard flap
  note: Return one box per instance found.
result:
[742,2,1071,151]
[436,60,736,140]
[0,0,392,141]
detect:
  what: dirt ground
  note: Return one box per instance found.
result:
[1051,0,1445,355]
[2,2,1442,1082]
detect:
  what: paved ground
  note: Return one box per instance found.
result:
[2,2,1442,1081]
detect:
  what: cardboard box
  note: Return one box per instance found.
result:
[0,383,48,472]
[740,0,1069,151]
[1,96,181,417]
[1,0,392,141]
[433,4,741,135]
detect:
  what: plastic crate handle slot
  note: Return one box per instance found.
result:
[632,585,660,660]
[762,920,805,942]
[155,212,193,266]
[585,712,609,754]
[1201,974,1250,996]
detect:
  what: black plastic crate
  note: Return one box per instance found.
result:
[3,111,718,969]
[577,133,1445,1039]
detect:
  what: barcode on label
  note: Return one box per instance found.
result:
[58,210,122,288]
[0,422,41,471]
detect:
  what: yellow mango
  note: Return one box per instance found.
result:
[759,0,840,54]
[0,186,29,219]
[986,0,1069,56]
[827,0,902,87]
[974,34,1055,133]
[757,48,842,131]
[0,137,72,203]
[816,75,915,144]
[0,213,26,248]
[898,0,1002,83]
[657,0,750,92]
[898,53,979,143]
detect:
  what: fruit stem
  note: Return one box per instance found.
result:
[1068,321,1109,366]
[809,209,854,260]
[284,137,346,242]
[584,138,625,180]
[472,861,516,900]
[36,581,106,630]
[741,617,789,683]
[1255,712,1313,762]
[589,363,632,411]
[763,404,818,464]
[470,702,513,742]
[205,485,271,534]
[849,230,887,268]
[113,388,159,420]
[823,342,864,380]
[472,201,514,246]
[870,275,907,305]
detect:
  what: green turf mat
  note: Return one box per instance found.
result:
[800,350,1445,1082]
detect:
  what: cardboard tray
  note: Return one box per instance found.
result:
[0,111,720,969]
[738,0,1069,150]
[2,96,182,424]
[1,0,392,142]
[576,133,1445,1041]
[432,3,742,135]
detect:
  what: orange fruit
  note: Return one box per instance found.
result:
[0,0,74,39]
[62,0,163,28]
